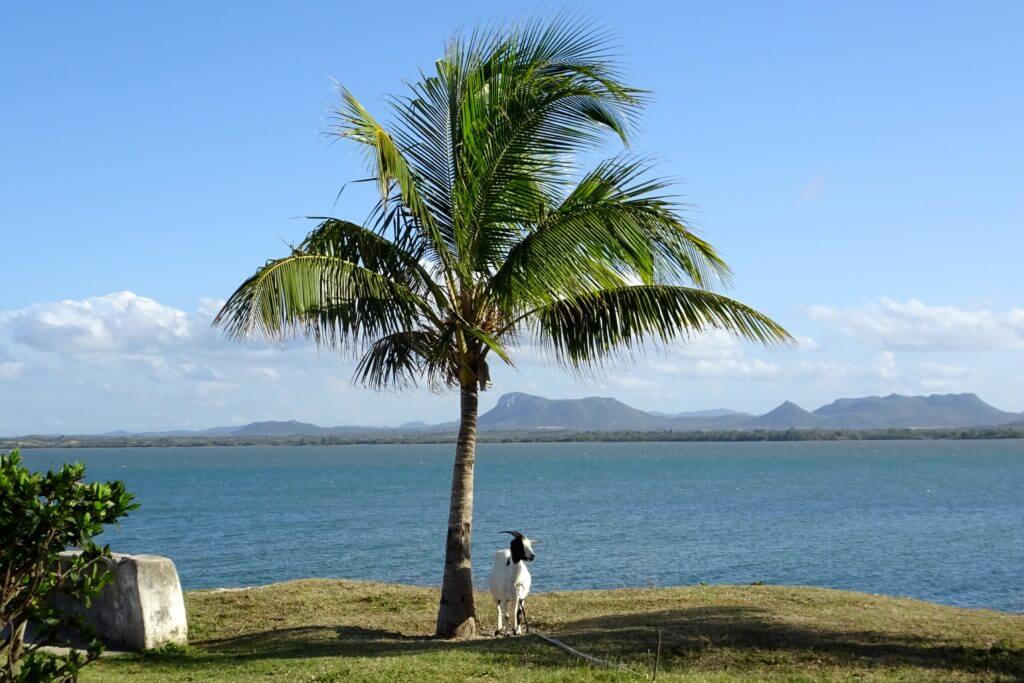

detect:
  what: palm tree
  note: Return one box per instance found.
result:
[215,17,791,638]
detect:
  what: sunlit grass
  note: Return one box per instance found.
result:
[86,579,1024,681]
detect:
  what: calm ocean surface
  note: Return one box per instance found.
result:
[22,440,1024,612]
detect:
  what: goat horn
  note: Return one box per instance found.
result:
[500,530,524,539]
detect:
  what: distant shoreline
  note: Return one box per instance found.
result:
[6,425,1024,449]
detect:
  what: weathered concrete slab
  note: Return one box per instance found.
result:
[55,552,188,651]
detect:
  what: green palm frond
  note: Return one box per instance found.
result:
[354,330,457,391]
[557,157,732,287]
[219,16,790,393]
[487,157,732,310]
[213,252,427,350]
[532,285,793,369]
[329,88,457,276]
[459,322,514,367]
[300,217,449,308]
[453,26,644,272]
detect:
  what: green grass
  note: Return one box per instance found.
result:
[85,579,1024,681]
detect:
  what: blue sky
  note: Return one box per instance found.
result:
[1,2,1022,433]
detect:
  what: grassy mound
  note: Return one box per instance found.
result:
[86,580,1023,681]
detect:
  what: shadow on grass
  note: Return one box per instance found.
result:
[551,606,1024,678]
[145,607,1023,678]
[138,624,567,672]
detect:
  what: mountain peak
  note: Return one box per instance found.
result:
[766,400,810,415]
[234,419,323,436]
[495,392,539,407]
[481,392,661,431]
[753,401,821,428]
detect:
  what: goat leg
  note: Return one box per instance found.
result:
[518,599,530,634]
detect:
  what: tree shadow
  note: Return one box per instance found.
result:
[548,606,1024,678]
[172,625,555,663]
[203,625,434,658]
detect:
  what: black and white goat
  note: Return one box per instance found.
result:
[488,530,536,636]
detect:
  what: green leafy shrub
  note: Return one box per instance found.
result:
[0,449,137,681]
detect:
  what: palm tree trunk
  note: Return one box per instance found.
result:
[434,383,478,638]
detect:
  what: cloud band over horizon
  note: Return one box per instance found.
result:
[0,291,1021,434]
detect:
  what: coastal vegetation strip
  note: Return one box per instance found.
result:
[84,579,1024,681]
[7,425,1024,449]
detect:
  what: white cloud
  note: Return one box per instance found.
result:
[0,291,355,432]
[9,291,192,354]
[794,335,820,351]
[789,359,851,381]
[873,350,899,379]
[1,291,1018,432]
[197,297,226,317]
[0,361,24,381]
[653,357,781,379]
[917,362,988,391]
[919,361,985,379]
[600,375,663,395]
[642,330,778,379]
[807,298,1024,351]
[250,367,281,382]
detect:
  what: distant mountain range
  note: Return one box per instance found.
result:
[80,392,1023,439]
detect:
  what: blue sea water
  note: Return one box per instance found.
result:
[21,440,1024,612]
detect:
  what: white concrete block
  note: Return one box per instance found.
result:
[56,552,188,651]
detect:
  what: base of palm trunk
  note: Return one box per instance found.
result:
[435,613,476,639]
[434,525,477,638]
